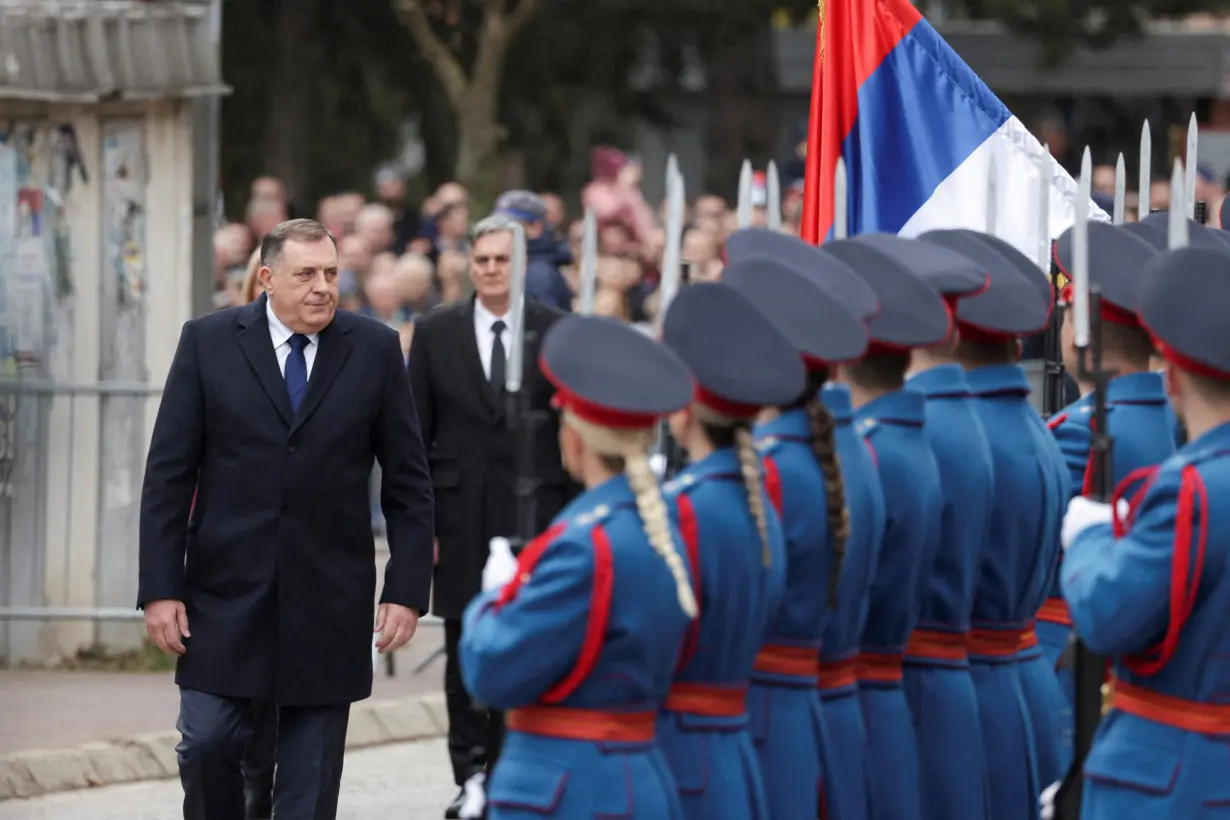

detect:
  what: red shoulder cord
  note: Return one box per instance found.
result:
[863,437,878,468]
[762,455,784,516]
[1124,464,1209,677]
[1109,466,1161,537]
[542,524,615,703]
[674,494,703,671]
[1047,412,1069,432]
[495,522,568,608]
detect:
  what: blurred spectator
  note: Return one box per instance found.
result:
[1150,179,1171,211]
[436,250,469,304]
[681,226,723,282]
[1092,164,1116,198]
[240,249,263,304]
[598,220,636,256]
[693,194,728,223]
[336,192,366,234]
[430,202,470,259]
[412,182,469,254]
[495,190,573,311]
[363,269,410,329]
[392,252,439,317]
[355,203,396,253]
[251,176,288,212]
[338,234,374,309]
[375,166,421,251]
[317,196,346,238]
[582,147,655,246]
[593,286,630,321]
[245,197,286,242]
[540,192,567,240]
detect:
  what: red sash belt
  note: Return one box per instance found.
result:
[968,625,1037,657]
[856,652,904,683]
[754,644,819,678]
[816,659,859,692]
[905,629,969,661]
[506,705,655,742]
[664,682,748,717]
[1112,678,1230,735]
[1037,598,1073,627]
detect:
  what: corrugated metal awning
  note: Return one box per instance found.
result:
[0,1,230,103]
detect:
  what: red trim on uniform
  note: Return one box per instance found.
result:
[856,652,904,683]
[863,437,878,468]
[540,356,669,429]
[762,455,783,516]
[1080,415,1098,497]
[495,522,569,608]
[542,524,616,704]
[1037,598,1072,627]
[1058,283,1140,327]
[1046,412,1069,431]
[1148,336,1230,382]
[674,494,702,671]
[506,705,656,742]
[1111,465,1161,538]
[968,626,1034,657]
[664,682,748,716]
[905,629,969,661]
[754,644,819,677]
[189,487,198,521]
[1125,464,1208,676]
[695,385,761,420]
[865,339,916,357]
[1110,678,1230,734]
[816,658,859,691]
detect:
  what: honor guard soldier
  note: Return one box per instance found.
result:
[942,234,1068,818]
[1043,223,1172,770]
[819,234,973,820]
[458,315,698,819]
[1060,247,1230,818]
[724,250,875,820]
[657,282,806,820]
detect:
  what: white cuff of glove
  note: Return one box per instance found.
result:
[1039,780,1060,820]
[482,537,520,592]
[458,772,487,819]
[1061,496,1129,551]
[649,453,668,480]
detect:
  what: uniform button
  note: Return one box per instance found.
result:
[281,504,291,515]
[287,442,297,454]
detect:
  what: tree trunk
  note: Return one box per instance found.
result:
[262,0,320,213]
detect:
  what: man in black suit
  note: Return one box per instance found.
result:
[408,213,576,818]
[139,218,434,820]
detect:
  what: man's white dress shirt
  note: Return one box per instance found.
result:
[267,298,319,379]
[473,299,511,381]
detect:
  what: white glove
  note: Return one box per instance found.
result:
[649,453,668,479]
[1061,496,1128,551]
[457,771,487,819]
[1039,780,1059,820]
[482,537,519,592]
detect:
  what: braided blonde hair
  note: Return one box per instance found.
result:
[693,404,772,568]
[563,410,698,618]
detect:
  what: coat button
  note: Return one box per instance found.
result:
[287,442,297,454]
[281,504,291,515]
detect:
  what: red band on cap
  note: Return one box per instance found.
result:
[695,385,761,419]
[956,321,1018,344]
[1059,284,1140,328]
[1140,319,1230,381]
[541,356,663,429]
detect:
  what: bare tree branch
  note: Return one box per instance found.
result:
[507,0,541,39]
[469,0,540,111]
[393,0,468,109]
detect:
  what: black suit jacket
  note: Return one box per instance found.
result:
[138,295,435,706]
[408,296,577,619]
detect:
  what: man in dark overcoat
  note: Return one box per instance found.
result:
[138,218,435,820]
[407,213,577,818]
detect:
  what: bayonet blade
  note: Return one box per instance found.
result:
[1139,121,1151,222]
[578,209,598,315]
[506,223,527,392]
[1113,153,1126,225]
[986,154,998,236]
[833,157,848,240]
[737,159,753,229]
[1037,145,1051,271]
[1186,113,1199,220]
[1073,148,1092,350]
[1170,158,1189,249]
[766,160,782,230]
[658,162,686,330]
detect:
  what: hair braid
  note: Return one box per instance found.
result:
[805,393,849,610]
[733,425,772,567]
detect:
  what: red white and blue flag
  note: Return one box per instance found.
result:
[798,0,1107,255]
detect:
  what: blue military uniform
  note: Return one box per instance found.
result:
[726,247,876,820]
[942,234,1067,819]
[822,234,979,820]
[458,315,695,819]
[657,281,806,820]
[1062,247,1230,818]
[1041,224,1172,772]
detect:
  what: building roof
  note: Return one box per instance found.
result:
[0,0,229,103]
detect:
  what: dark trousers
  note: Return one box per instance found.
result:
[242,700,277,809]
[444,618,504,786]
[177,688,350,820]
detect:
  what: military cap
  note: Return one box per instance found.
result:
[663,282,806,418]
[854,233,987,299]
[722,256,869,369]
[1222,197,1230,231]
[919,229,1051,340]
[541,315,693,428]
[1120,221,1169,252]
[820,237,952,350]
[1054,221,1160,325]
[1139,248,1230,380]
[1139,211,1230,253]
[724,228,879,322]
[494,190,547,224]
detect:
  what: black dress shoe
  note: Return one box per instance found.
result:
[245,787,273,819]
[444,787,465,819]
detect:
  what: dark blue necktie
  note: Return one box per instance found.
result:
[285,334,309,413]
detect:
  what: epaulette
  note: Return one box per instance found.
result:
[855,417,879,438]
[572,503,615,529]
[755,435,783,456]
[662,472,699,496]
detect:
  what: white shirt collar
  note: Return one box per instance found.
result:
[473,298,510,330]
[266,297,319,347]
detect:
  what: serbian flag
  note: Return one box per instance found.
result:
[798,0,1108,254]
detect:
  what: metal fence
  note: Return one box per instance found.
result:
[0,377,440,670]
